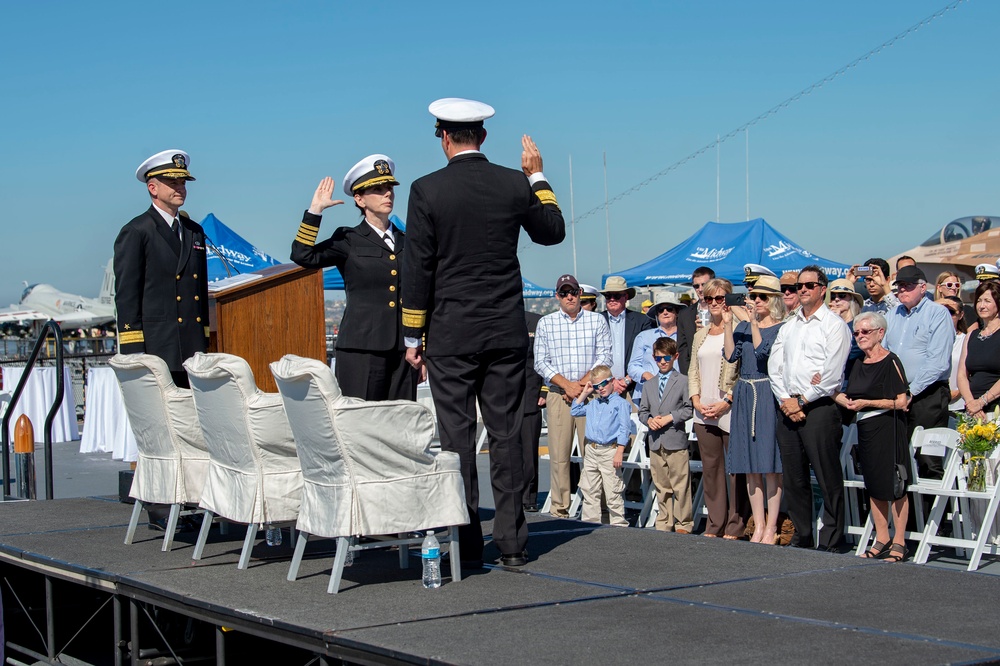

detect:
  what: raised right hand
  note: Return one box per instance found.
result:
[521,135,543,176]
[309,177,345,215]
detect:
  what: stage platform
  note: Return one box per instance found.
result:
[1,497,1000,665]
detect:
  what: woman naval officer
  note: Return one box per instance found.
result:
[291,155,420,400]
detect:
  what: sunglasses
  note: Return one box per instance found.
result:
[941,282,961,289]
[653,355,672,363]
[896,282,922,292]
[557,289,580,298]
[703,295,727,304]
[604,292,628,300]
[830,293,854,301]
[853,327,882,338]
[658,306,678,314]
[593,378,613,390]
[749,293,770,301]
[796,282,822,291]
[780,285,798,294]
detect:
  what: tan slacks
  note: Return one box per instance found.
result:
[648,446,693,532]
[580,443,627,526]
[546,395,585,516]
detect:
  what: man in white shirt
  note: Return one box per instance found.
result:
[768,265,851,551]
[534,274,612,518]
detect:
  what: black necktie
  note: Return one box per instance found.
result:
[171,217,180,238]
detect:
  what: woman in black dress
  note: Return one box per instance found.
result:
[834,311,910,562]
[958,280,1000,419]
[291,155,420,400]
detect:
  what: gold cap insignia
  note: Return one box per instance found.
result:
[172,154,187,169]
[374,159,391,176]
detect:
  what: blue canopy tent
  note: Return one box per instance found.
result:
[604,218,851,286]
[522,277,555,299]
[200,213,281,281]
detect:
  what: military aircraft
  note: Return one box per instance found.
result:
[0,259,116,329]
[890,215,1000,283]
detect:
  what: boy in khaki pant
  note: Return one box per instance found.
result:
[638,337,694,532]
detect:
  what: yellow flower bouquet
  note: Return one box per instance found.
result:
[957,411,1000,492]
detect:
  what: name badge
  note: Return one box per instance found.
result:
[192,241,205,251]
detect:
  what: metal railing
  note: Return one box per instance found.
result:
[2,320,65,500]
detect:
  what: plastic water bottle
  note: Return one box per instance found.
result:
[421,531,441,589]
[265,525,282,547]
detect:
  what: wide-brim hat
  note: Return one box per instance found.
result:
[136,149,195,182]
[828,278,864,308]
[779,271,799,287]
[344,154,400,196]
[647,289,687,318]
[600,275,636,300]
[748,275,782,296]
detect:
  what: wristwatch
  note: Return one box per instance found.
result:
[796,396,807,409]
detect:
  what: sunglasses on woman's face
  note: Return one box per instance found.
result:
[703,295,726,304]
[831,293,854,301]
[749,293,770,301]
[941,282,961,289]
[853,327,882,338]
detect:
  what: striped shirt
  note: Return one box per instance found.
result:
[534,309,613,387]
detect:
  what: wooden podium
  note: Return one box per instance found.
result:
[208,264,326,392]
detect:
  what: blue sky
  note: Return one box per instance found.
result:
[1,1,996,305]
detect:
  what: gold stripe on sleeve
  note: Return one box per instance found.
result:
[119,330,145,345]
[295,222,320,246]
[401,307,427,329]
[534,189,559,207]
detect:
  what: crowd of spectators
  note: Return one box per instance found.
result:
[531,257,1000,560]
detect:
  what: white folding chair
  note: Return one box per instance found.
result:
[110,354,210,552]
[271,355,467,593]
[184,353,302,570]
[912,430,1000,570]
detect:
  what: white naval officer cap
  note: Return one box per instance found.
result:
[429,98,495,137]
[579,284,599,301]
[743,263,776,286]
[136,149,195,182]
[342,154,400,197]
[976,263,1000,282]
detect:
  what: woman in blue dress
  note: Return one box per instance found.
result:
[723,275,787,544]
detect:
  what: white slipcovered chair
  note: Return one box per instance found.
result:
[110,353,210,551]
[183,352,302,569]
[270,354,467,594]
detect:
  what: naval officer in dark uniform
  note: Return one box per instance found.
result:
[402,98,565,567]
[290,155,418,400]
[114,150,210,388]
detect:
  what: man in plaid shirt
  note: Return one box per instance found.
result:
[534,274,613,517]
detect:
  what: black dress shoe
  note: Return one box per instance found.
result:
[499,550,528,567]
[523,504,539,513]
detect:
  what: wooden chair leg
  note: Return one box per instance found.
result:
[238,524,259,570]
[192,511,214,561]
[162,504,181,552]
[287,532,309,581]
[124,500,144,545]
[328,536,351,594]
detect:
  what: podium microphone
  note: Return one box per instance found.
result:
[204,235,240,278]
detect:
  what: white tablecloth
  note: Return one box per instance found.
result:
[79,367,137,462]
[2,366,79,443]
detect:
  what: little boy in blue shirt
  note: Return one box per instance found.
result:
[571,364,632,526]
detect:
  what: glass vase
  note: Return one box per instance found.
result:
[967,456,987,493]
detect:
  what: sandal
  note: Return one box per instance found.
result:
[883,543,908,563]
[862,540,891,559]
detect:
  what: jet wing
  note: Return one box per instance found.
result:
[0,307,51,324]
